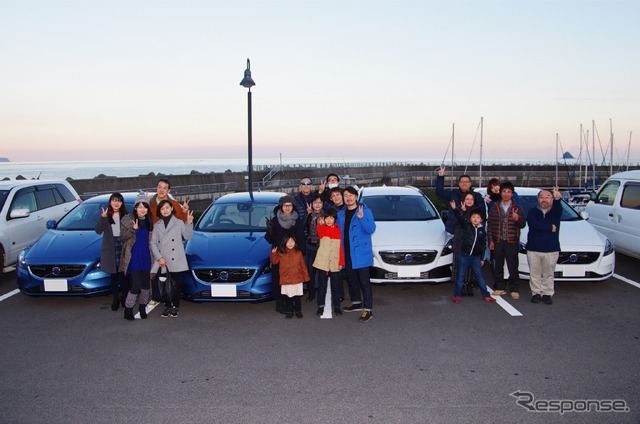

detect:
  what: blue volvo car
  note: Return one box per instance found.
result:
[181,191,285,302]
[17,193,137,296]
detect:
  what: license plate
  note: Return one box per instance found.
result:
[211,284,237,297]
[563,266,586,277]
[44,279,68,292]
[398,267,420,278]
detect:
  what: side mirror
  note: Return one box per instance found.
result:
[46,220,57,229]
[9,209,30,219]
[580,211,590,220]
[589,191,597,201]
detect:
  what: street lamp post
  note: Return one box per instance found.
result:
[240,58,256,198]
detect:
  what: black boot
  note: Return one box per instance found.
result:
[465,282,474,297]
[139,304,147,319]
[275,296,286,314]
[124,307,135,321]
[111,294,120,311]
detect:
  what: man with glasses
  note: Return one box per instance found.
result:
[293,177,314,222]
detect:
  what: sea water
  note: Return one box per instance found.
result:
[0,157,563,181]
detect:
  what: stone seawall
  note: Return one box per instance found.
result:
[67,162,638,217]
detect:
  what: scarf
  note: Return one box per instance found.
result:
[277,209,298,229]
[161,215,172,228]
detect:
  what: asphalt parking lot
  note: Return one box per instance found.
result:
[1,254,639,424]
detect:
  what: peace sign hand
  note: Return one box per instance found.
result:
[181,199,190,212]
[306,202,312,214]
[438,166,446,176]
[186,210,194,224]
[318,179,327,194]
[357,204,364,219]
[101,207,108,218]
[132,218,139,230]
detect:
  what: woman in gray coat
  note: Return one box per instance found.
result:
[95,192,127,311]
[151,199,193,318]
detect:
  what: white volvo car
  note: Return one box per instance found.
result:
[358,186,453,284]
[478,187,615,281]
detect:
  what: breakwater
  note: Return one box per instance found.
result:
[67,162,639,207]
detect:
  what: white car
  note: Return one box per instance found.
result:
[358,186,452,283]
[478,187,615,281]
[583,170,640,259]
[0,180,81,272]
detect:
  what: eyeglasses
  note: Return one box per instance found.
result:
[300,182,312,186]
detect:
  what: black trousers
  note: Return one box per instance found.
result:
[492,241,520,292]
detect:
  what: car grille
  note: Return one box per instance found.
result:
[557,252,600,265]
[193,268,255,283]
[379,251,438,265]
[29,265,86,279]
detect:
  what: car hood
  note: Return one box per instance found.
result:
[25,230,101,261]
[522,220,606,250]
[372,220,448,249]
[186,231,271,268]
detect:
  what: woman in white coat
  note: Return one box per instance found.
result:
[151,199,194,318]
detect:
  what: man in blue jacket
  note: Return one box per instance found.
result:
[526,187,562,305]
[338,186,376,322]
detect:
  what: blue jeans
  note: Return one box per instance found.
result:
[455,252,490,298]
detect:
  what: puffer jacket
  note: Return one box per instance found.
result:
[487,200,526,244]
[452,208,486,257]
[313,223,344,272]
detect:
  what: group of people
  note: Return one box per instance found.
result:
[267,173,377,322]
[96,170,562,322]
[95,178,194,320]
[436,166,563,305]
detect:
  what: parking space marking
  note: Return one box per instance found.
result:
[489,290,523,317]
[0,289,19,302]
[613,273,640,289]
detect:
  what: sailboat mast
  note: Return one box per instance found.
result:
[627,131,633,171]
[479,117,483,187]
[610,118,614,177]
[555,133,559,187]
[592,120,596,188]
[578,124,583,190]
[451,123,455,189]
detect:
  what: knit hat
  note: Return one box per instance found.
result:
[279,195,295,206]
[135,190,149,205]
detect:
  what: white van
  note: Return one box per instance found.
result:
[0,180,81,272]
[584,170,640,259]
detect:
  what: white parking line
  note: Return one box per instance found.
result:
[613,273,640,289]
[0,289,20,302]
[489,290,523,317]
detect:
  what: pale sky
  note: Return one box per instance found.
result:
[1,0,638,165]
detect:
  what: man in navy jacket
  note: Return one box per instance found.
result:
[526,187,562,305]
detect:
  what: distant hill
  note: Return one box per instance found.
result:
[0,158,9,162]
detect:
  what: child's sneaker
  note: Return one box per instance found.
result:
[453,296,461,304]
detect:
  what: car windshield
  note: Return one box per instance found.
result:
[56,201,134,230]
[518,195,582,221]
[0,190,8,211]
[195,201,278,232]
[360,194,439,221]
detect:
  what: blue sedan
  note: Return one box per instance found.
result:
[181,191,285,302]
[17,193,137,296]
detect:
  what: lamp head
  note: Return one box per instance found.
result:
[240,58,256,89]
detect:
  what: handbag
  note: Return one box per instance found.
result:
[155,267,175,303]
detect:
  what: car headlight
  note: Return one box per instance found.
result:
[603,239,614,256]
[519,242,527,255]
[441,239,453,256]
[18,249,28,268]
